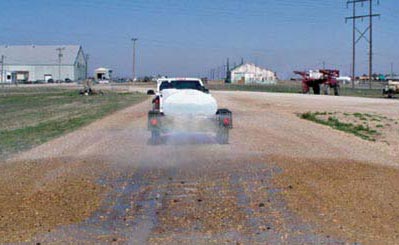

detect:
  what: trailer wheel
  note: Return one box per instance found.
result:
[322,84,329,95]
[150,130,161,145]
[334,85,340,96]
[217,128,229,144]
[313,84,320,95]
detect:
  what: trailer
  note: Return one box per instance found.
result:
[294,69,340,95]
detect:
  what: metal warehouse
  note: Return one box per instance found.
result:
[0,45,87,83]
[228,63,277,85]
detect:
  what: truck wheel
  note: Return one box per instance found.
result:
[150,130,160,145]
[217,128,229,144]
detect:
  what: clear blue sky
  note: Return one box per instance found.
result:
[0,0,398,78]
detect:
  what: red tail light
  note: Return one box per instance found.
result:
[154,98,160,110]
[150,118,158,126]
[223,118,230,126]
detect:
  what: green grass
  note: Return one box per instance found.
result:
[353,113,368,121]
[0,88,147,158]
[300,112,378,141]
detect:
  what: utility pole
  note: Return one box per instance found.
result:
[346,0,380,89]
[1,55,4,92]
[322,61,326,69]
[223,64,227,80]
[56,47,65,82]
[1,55,4,84]
[225,58,230,83]
[131,38,138,82]
[391,62,394,79]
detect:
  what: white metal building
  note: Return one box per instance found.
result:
[0,45,87,83]
[230,63,277,84]
[94,67,112,81]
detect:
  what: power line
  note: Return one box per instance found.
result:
[346,0,381,89]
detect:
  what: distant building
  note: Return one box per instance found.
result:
[228,63,277,84]
[0,45,87,83]
[94,67,112,83]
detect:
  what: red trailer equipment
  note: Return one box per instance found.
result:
[294,69,340,95]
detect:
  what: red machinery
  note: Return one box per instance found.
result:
[294,69,340,95]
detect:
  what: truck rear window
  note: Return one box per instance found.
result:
[160,80,202,91]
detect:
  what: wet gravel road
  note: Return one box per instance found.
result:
[7,91,399,244]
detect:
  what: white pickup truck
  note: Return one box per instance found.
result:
[147,78,233,144]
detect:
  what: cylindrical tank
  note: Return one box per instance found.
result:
[163,90,217,117]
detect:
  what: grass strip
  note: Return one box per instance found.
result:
[300,112,378,141]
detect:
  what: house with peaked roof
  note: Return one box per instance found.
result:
[0,45,87,83]
[227,63,277,85]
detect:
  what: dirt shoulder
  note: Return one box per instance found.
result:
[271,155,399,244]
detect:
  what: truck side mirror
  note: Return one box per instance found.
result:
[147,89,155,95]
[203,88,209,93]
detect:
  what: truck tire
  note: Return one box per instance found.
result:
[150,130,160,145]
[216,128,229,144]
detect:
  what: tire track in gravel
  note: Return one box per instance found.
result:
[228,162,342,244]
[127,167,178,244]
[33,166,178,244]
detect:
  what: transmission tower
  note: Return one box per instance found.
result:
[346,0,381,89]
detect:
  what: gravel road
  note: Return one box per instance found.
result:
[3,91,399,244]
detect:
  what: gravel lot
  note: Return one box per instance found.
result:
[2,91,399,244]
